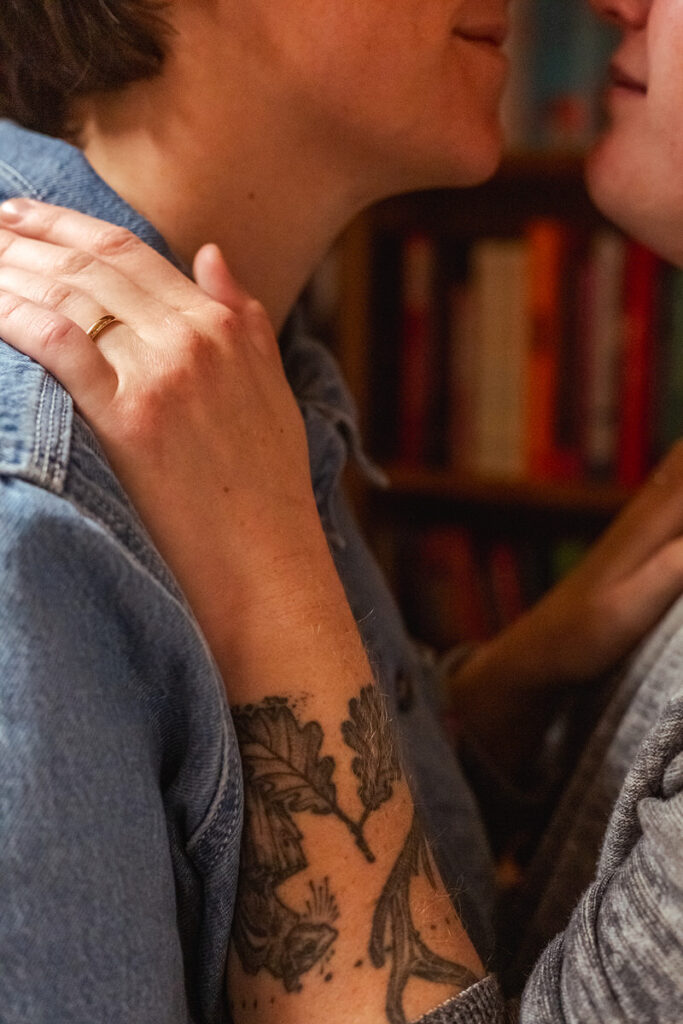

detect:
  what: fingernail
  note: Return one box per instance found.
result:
[0,197,36,222]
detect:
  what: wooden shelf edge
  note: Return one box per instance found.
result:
[374,464,632,515]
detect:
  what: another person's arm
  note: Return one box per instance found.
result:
[445,450,683,775]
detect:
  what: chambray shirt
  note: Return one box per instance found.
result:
[0,121,494,1024]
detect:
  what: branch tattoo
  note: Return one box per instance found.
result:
[232,686,478,1023]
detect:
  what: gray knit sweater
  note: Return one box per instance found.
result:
[423,590,683,1022]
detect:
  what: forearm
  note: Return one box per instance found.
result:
[213,520,484,1024]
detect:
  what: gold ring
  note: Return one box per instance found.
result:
[86,314,120,343]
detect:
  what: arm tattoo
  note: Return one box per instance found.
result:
[370,813,480,1024]
[232,687,478,1018]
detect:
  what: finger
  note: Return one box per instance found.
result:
[0,198,206,314]
[0,265,111,346]
[193,244,249,312]
[0,289,118,419]
[0,226,184,341]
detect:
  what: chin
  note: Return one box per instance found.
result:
[426,122,504,190]
[586,140,683,266]
[376,117,504,200]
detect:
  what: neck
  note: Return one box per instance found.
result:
[77,65,369,334]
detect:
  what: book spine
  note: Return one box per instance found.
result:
[583,230,626,477]
[525,219,566,479]
[656,268,683,456]
[396,233,436,465]
[469,238,531,477]
[617,243,660,487]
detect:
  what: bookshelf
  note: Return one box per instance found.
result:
[332,154,643,651]
[322,1,672,651]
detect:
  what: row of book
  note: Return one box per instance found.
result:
[395,525,587,649]
[502,0,618,151]
[376,224,683,489]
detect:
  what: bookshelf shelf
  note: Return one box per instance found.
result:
[367,152,603,239]
[377,464,631,517]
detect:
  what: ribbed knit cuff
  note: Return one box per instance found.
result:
[413,975,518,1024]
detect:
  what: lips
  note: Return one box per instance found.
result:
[455,23,509,47]
[609,61,647,93]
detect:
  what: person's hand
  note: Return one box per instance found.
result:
[450,445,683,767]
[0,198,330,670]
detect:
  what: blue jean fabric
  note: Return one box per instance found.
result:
[0,120,494,1023]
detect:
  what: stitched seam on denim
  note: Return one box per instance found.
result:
[54,379,70,487]
[45,376,69,489]
[67,456,184,601]
[188,739,243,868]
[29,373,49,482]
[0,161,46,200]
[29,372,68,489]
[43,375,58,482]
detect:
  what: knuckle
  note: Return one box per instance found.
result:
[89,225,139,261]
[208,305,239,340]
[0,291,24,319]
[40,313,74,353]
[56,247,95,277]
[41,279,74,311]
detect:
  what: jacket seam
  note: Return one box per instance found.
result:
[0,159,46,200]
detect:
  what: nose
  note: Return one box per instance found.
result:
[588,0,650,30]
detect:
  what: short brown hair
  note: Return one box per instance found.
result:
[0,1,171,139]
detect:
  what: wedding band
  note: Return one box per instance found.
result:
[86,314,120,343]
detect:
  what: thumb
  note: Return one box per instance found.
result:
[193,243,248,311]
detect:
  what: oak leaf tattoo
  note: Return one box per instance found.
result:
[342,684,402,819]
[235,698,338,816]
[233,700,343,991]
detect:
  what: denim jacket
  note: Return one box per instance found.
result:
[0,121,494,1024]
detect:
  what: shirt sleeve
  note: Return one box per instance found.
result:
[519,719,683,1023]
[0,477,190,1024]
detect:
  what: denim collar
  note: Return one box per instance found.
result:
[0,121,182,266]
[0,120,381,524]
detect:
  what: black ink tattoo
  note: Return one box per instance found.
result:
[369,813,480,1024]
[232,688,475,1018]
[233,699,346,991]
[342,684,402,829]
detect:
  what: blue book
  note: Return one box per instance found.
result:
[531,0,619,149]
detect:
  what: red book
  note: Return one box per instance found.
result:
[487,542,526,630]
[551,228,584,480]
[617,243,660,488]
[396,233,436,465]
[525,219,567,479]
[417,527,494,647]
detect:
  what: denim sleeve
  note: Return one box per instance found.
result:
[0,477,190,1024]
